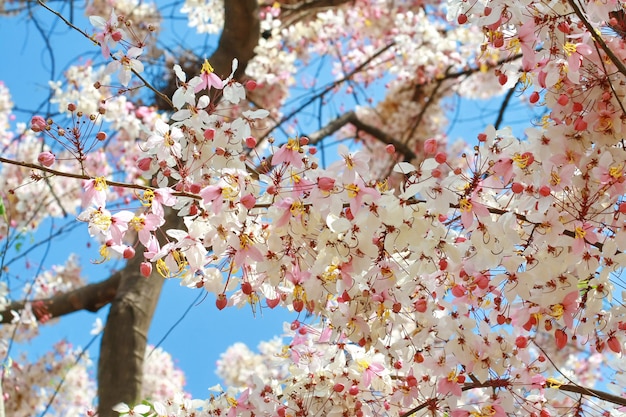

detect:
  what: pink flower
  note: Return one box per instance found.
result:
[345,179,380,215]
[458,192,489,228]
[129,213,164,246]
[200,184,225,213]
[37,151,55,167]
[272,138,304,168]
[82,177,108,207]
[551,290,579,328]
[195,59,223,93]
[437,371,463,397]
[89,12,125,57]
[572,221,597,254]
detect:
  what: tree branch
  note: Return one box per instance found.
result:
[306,111,416,161]
[399,379,626,417]
[0,272,120,324]
[567,0,626,78]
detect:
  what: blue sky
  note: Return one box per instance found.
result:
[0,0,536,403]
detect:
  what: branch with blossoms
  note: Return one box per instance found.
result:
[399,378,626,417]
[36,0,173,108]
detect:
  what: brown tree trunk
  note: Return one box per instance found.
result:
[97,252,164,417]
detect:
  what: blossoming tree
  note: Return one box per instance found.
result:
[1,0,626,416]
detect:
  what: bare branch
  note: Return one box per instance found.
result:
[306,111,416,160]
[0,271,120,324]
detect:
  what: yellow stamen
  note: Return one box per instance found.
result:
[201,59,214,74]
[94,176,107,191]
[513,153,530,169]
[129,216,145,231]
[563,42,577,56]
[156,258,170,278]
[459,198,472,212]
[346,183,359,198]
[609,165,623,179]
[551,303,564,319]
[575,226,586,239]
[140,189,155,206]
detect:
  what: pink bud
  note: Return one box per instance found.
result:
[31,116,47,132]
[204,128,215,141]
[137,157,152,171]
[245,80,257,91]
[423,138,438,154]
[240,193,256,209]
[123,246,136,259]
[557,94,569,106]
[435,152,447,164]
[37,151,55,167]
[451,284,466,297]
[189,183,202,194]
[111,31,123,42]
[317,177,336,192]
[385,144,395,154]
[245,136,257,148]
[140,262,152,277]
[574,117,587,131]
[529,91,540,104]
[309,146,317,155]
[333,383,345,393]
[515,336,528,348]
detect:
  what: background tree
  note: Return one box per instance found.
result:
[1,0,626,416]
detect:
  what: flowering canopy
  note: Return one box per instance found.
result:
[1,0,626,416]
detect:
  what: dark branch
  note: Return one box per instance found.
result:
[0,272,120,324]
[306,111,416,161]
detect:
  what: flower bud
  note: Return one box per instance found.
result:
[317,177,336,192]
[423,138,437,154]
[140,262,152,277]
[31,116,47,132]
[37,151,55,167]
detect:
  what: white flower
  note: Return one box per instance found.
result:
[112,402,151,416]
[106,47,144,87]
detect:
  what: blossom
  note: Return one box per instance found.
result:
[129,213,164,246]
[112,402,151,416]
[82,177,108,207]
[106,47,144,87]
[146,119,183,164]
[90,11,126,57]
[436,370,463,397]
[458,192,489,228]
[344,178,380,215]
[272,137,305,168]
[194,59,223,92]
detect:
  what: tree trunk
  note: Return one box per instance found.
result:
[96,250,164,417]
